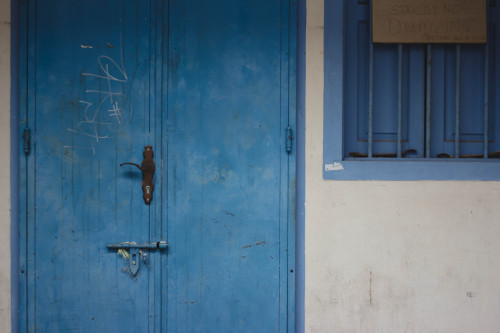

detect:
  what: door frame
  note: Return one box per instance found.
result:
[11,0,21,331]
[11,0,301,332]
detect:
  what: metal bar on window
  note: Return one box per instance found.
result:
[397,44,403,158]
[425,44,432,158]
[368,41,374,158]
[484,43,489,159]
[455,45,461,159]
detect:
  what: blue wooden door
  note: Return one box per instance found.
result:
[19,1,296,332]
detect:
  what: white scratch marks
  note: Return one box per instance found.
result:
[325,162,344,171]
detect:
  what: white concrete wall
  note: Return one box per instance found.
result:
[305,0,500,332]
[0,0,10,331]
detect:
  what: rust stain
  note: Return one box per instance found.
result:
[369,270,373,305]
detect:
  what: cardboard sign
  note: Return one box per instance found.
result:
[373,0,487,43]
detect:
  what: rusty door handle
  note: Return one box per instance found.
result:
[120,145,155,205]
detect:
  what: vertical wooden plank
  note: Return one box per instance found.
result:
[151,0,166,331]
[21,0,156,331]
[23,1,37,330]
[368,43,374,158]
[18,0,32,330]
[455,45,461,158]
[426,44,432,158]
[484,43,489,158]
[286,1,297,331]
[408,44,426,158]
[167,0,287,330]
[279,0,290,330]
[161,0,171,331]
[368,0,374,158]
[147,1,157,332]
[397,44,403,158]
[279,0,298,331]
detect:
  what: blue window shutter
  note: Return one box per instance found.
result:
[344,0,425,158]
[324,0,500,180]
[430,33,500,157]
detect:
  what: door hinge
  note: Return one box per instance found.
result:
[23,128,31,155]
[286,126,293,154]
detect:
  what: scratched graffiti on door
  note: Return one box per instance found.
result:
[65,54,132,154]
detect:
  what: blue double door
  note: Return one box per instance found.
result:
[19,1,296,332]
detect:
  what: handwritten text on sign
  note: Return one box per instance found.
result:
[372,0,487,43]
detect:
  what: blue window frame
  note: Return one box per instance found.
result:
[324,0,500,180]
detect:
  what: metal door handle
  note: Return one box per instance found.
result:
[120,145,155,205]
[107,241,167,275]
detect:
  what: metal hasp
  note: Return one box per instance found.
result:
[107,241,168,250]
[107,241,168,275]
[120,145,156,205]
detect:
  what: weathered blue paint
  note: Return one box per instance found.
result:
[165,0,295,330]
[11,0,20,331]
[18,0,35,330]
[397,44,403,158]
[484,43,490,158]
[345,1,426,159]
[324,0,500,180]
[19,0,296,332]
[296,0,306,331]
[455,45,462,159]
[21,1,154,331]
[426,44,432,159]
[107,241,168,250]
[429,39,499,158]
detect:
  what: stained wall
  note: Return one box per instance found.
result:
[305,0,500,332]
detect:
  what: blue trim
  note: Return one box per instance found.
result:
[324,159,500,181]
[296,0,305,331]
[324,0,500,181]
[10,0,20,331]
[323,0,345,177]
[286,0,298,330]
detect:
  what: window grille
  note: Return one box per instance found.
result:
[343,0,499,160]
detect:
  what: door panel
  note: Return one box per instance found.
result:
[21,1,156,331]
[20,0,295,332]
[166,1,287,331]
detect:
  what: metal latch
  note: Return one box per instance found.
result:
[107,241,167,275]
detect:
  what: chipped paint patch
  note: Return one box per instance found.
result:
[242,241,266,249]
[117,248,130,260]
[325,162,344,171]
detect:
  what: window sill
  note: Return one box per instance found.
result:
[323,159,500,181]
